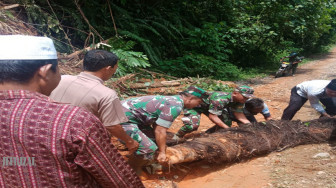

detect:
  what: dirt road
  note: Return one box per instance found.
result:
[143,48,336,188]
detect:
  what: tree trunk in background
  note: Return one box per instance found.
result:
[166,118,336,164]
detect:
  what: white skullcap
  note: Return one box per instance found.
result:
[0,35,57,60]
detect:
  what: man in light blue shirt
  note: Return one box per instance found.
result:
[228,98,272,124]
[281,79,336,120]
[243,98,272,122]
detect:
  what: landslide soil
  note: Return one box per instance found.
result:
[143,48,336,188]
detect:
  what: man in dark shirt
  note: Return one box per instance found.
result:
[280,52,302,76]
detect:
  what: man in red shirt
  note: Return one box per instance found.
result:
[0,35,144,188]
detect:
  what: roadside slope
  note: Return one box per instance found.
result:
[177,47,336,188]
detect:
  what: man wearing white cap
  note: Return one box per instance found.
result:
[0,35,144,187]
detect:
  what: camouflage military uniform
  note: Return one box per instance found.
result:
[177,91,244,137]
[121,95,184,159]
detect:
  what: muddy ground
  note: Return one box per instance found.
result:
[143,48,336,188]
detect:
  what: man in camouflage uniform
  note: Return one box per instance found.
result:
[175,86,254,138]
[121,86,208,164]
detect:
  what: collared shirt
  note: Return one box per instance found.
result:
[243,103,271,118]
[50,72,128,127]
[296,80,332,114]
[0,90,144,188]
[121,95,184,128]
[205,92,244,115]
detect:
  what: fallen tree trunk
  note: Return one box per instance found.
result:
[166,118,336,164]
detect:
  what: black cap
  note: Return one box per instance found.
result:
[326,79,336,91]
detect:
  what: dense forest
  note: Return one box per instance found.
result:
[7,0,336,80]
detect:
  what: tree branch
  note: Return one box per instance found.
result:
[46,0,75,52]
[106,0,118,36]
[73,0,104,45]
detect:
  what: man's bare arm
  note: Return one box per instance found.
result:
[154,125,168,163]
[233,112,251,124]
[208,113,230,129]
[106,125,139,154]
[265,115,272,121]
[321,112,331,118]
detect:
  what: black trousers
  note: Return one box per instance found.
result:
[291,63,298,75]
[281,86,307,120]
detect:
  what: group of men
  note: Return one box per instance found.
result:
[0,35,335,187]
[48,45,269,172]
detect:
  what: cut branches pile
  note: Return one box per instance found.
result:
[108,75,236,97]
[128,78,188,89]
[0,5,37,36]
[57,48,236,97]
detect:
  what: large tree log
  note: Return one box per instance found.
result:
[166,118,336,164]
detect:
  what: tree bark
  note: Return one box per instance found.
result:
[166,118,336,164]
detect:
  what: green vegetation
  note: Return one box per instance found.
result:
[184,78,234,92]
[96,37,150,76]
[18,0,336,80]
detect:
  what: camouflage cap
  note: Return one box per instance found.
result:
[184,86,208,100]
[235,85,254,98]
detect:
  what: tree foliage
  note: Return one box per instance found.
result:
[96,37,150,76]
[20,0,336,80]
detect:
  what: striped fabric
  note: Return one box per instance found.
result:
[0,90,144,188]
